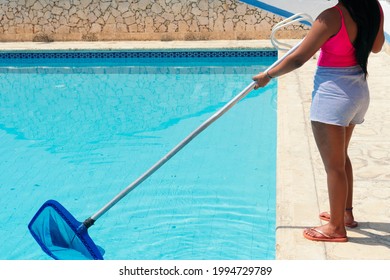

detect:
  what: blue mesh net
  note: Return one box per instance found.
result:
[28,200,104,260]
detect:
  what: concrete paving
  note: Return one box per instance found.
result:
[1,40,389,260]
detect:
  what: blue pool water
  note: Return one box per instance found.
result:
[0,50,277,260]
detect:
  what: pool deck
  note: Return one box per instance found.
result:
[1,40,389,260]
[276,40,390,260]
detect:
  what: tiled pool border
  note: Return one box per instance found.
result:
[0,49,277,60]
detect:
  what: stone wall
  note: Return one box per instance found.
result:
[0,0,307,42]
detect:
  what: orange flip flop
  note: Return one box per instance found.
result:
[303,228,348,242]
[319,212,358,228]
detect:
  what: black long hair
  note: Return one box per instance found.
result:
[339,0,381,78]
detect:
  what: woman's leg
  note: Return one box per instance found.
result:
[344,125,356,224]
[305,121,349,238]
[319,124,357,226]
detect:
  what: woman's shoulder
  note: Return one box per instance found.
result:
[315,6,342,34]
[317,6,341,22]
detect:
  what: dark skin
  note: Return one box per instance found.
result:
[253,1,385,240]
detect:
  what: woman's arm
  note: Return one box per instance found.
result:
[372,1,385,53]
[252,8,341,89]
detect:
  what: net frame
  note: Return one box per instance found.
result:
[28,200,104,260]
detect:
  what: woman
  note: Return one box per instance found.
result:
[253,0,385,242]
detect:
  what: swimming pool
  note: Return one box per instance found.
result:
[0,49,277,260]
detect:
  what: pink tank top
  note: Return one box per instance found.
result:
[317,6,357,67]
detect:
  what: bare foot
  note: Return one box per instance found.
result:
[319,210,358,228]
[303,225,348,242]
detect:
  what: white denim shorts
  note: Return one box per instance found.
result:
[310,66,369,127]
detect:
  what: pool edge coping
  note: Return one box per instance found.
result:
[0,40,274,51]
